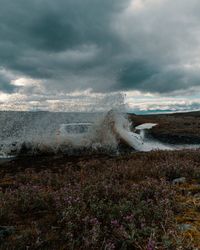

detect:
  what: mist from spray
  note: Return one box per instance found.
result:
[1,92,198,158]
[0,93,128,157]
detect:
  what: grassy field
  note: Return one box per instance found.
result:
[1,150,200,249]
[129,111,200,144]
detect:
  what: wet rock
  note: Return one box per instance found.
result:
[0,226,15,239]
[172,177,186,185]
[178,223,193,232]
[194,193,200,198]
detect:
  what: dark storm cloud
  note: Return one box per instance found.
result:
[0,0,128,84]
[0,0,200,94]
[0,73,15,93]
[118,62,200,93]
[113,0,200,93]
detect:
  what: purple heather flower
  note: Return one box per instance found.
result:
[90,218,100,225]
[105,242,115,250]
[123,214,134,222]
[111,220,119,227]
[147,240,155,250]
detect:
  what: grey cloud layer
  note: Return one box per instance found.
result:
[0,71,16,93]
[0,0,200,94]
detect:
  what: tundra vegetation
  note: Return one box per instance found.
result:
[1,150,200,249]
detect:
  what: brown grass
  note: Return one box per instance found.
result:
[0,150,200,249]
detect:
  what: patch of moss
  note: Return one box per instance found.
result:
[176,182,200,248]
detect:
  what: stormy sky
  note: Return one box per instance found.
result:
[0,0,200,112]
